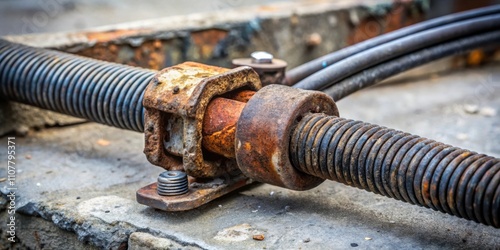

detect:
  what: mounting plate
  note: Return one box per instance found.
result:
[136,175,253,211]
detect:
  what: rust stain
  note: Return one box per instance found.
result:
[466,49,486,67]
[202,97,246,158]
[191,29,228,59]
[422,182,430,200]
[348,3,424,45]
[203,98,246,135]
[76,39,166,70]
[235,85,338,190]
[224,90,256,103]
[85,29,152,42]
[143,63,261,178]
[253,234,265,241]
[452,0,496,12]
[74,29,230,70]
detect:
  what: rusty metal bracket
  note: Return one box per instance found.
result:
[138,62,261,211]
[137,174,252,211]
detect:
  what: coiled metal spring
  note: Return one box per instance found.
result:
[0,39,156,132]
[291,113,500,228]
[157,171,189,196]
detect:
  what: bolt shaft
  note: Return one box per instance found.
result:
[0,39,156,132]
[291,113,500,228]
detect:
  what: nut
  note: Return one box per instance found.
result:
[235,85,339,190]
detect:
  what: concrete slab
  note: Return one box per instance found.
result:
[1,64,499,249]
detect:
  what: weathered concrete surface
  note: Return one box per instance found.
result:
[0,0,287,36]
[129,232,200,250]
[0,101,85,136]
[0,206,97,250]
[1,64,499,249]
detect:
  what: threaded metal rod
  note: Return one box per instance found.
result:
[291,113,500,228]
[0,39,156,132]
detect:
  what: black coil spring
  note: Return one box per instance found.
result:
[291,113,500,228]
[157,170,189,196]
[0,39,156,132]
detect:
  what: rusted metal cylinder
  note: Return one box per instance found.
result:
[291,113,500,228]
[202,97,246,158]
[235,85,339,190]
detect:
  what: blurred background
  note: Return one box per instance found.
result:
[0,0,288,36]
[0,0,498,36]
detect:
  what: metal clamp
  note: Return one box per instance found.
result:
[138,62,261,211]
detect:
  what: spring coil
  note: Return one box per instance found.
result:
[157,171,189,196]
[291,113,500,228]
[0,39,156,132]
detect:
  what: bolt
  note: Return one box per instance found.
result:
[251,51,273,64]
[157,170,189,196]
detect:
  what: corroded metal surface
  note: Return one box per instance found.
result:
[223,89,256,103]
[143,62,261,178]
[76,39,168,70]
[202,97,247,159]
[291,113,500,228]
[235,84,339,190]
[347,2,425,45]
[3,65,500,248]
[141,62,261,211]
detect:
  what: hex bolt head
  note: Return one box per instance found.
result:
[251,51,273,64]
